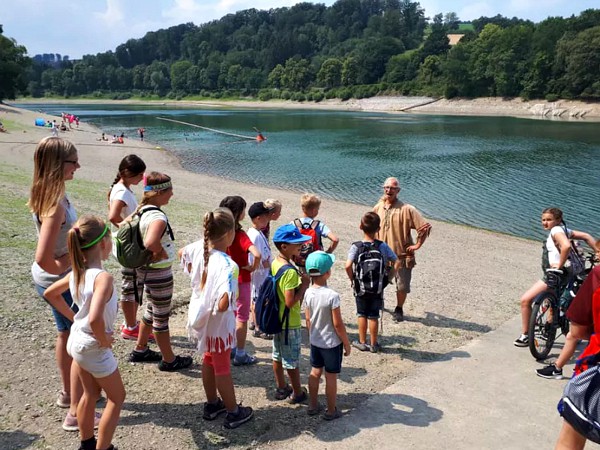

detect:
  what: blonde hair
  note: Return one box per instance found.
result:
[137,171,171,210]
[301,193,321,211]
[201,208,235,289]
[67,215,108,300]
[264,198,282,213]
[28,137,78,218]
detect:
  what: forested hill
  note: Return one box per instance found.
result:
[22,2,600,102]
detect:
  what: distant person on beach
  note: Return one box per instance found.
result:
[345,212,400,352]
[515,208,596,351]
[187,208,254,429]
[28,136,95,431]
[246,202,273,339]
[292,194,339,272]
[51,120,58,137]
[373,177,431,322]
[44,215,125,450]
[218,196,261,366]
[138,128,145,141]
[127,172,193,372]
[107,155,148,342]
[262,198,282,241]
[304,251,351,420]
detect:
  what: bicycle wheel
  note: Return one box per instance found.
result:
[528,293,557,360]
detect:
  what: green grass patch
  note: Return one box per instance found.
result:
[0,117,30,132]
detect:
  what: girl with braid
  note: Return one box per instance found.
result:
[187,208,254,429]
[107,154,149,342]
[45,216,125,450]
[126,172,192,371]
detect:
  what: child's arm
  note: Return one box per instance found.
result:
[89,272,115,348]
[286,273,310,307]
[553,230,571,269]
[178,246,193,274]
[244,244,261,273]
[217,292,230,312]
[332,307,351,356]
[344,260,354,286]
[144,220,168,261]
[324,231,339,253]
[571,230,597,251]
[108,199,126,227]
[304,306,311,333]
[35,203,70,275]
[43,276,75,322]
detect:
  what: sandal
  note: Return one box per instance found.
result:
[233,353,258,366]
[158,355,193,372]
[287,387,308,405]
[307,404,322,416]
[323,407,342,421]
[274,384,293,400]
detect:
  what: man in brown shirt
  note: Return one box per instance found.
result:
[373,177,431,322]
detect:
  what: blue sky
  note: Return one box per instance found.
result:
[3,0,598,59]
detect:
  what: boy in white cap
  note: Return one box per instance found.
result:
[304,251,351,420]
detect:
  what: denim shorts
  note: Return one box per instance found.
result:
[35,284,78,332]
[356,295,383,319]
[272,328,302,370]
[310,343,343,374]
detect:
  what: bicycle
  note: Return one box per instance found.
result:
[528,251,597,360]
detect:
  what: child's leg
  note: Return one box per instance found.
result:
[272,360,287,389]
[286,368,302,397]
[324,371,338,415]
[282,329,303,397]
[368,318,379,346]
[95,369,126,450]
[235,283,251,353]
[520,280,548,334]
[202,353,218,403]
[120,267,139,329]
[357,317,367,344]
[215,374,238,412]
[141,268,175,361]
[308,367,323,410]
[272,333,287,389]
[66,335,84,417]
[74,362,100,441]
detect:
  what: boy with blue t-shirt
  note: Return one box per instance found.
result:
[271,224,311,403]
[304,251,351,420]
[345,212,400,353]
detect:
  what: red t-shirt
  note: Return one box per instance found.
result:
[227,230,253,283]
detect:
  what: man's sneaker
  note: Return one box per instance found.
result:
[62,411,102,432]
[536,364,564,379]
[203,398,227,420]
[223,405,254,429]
[514,335,529,347]
[129,348,162,363]
[121,323,155,342]
[57,390,70,408]
[158,355,193,372]
[352,340,369,352]
[393,307,404,322]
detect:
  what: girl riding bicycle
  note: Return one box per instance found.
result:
[515,207,596,348]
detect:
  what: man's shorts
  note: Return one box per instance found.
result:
[310,343,343,374]
[272,328,302,370]
[36,283,78,332]
[355,295,383,319]
[394,268,412,293]
[203,349,232,376]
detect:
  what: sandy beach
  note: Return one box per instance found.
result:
[0,103,541,449]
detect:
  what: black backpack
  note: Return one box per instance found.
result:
[255,264,294,342]
[352,240,387,296]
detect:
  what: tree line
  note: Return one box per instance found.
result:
[2,1,600,103]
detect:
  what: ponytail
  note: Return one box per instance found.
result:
[200,208,235,290]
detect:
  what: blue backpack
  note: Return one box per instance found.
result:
[255,264,294,341]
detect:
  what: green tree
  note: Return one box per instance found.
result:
[556,26,600,97]
[0,26,29,101]
[170,60,193,92]
[341,56,358,86]
[268,64,285,88]
[317,58,342,88]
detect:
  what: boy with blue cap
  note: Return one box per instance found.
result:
[270,224,311,403]
[304,251,351,420]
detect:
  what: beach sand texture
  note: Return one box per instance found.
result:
[0,103,541,449]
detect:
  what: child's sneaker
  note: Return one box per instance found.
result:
[121,323,155,342]
[57,390,70,408]
[158,355,193,372]
[223,405,254,429]
[203,398,227,420]
[62,411,102,432]
[513,334,529,347]
[370,342,382,353]
[536,363,563,379]
[352,340,369,352]
[129,348,162,363]
[233,353,258,366]
[323,407,342,421]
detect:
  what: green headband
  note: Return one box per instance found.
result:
[81,224,109,249]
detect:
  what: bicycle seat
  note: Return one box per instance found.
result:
[546,268,564,275]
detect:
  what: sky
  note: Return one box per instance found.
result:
[2,0,598,59]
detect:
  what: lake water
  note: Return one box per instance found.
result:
[17,102,600,241]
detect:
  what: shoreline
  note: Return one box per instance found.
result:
[11,95,600,122]
[0,103,541,448]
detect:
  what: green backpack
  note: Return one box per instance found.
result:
[115,206,174,269]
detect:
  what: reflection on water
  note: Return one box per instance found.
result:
[17,103,600,241]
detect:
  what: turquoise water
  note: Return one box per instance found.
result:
[18,103,600,241]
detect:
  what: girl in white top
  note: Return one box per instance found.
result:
[107,154,147,340]
[45,215,125,450]
[515,207,597,347]
[28,136,84,428]
[187,208,254,429]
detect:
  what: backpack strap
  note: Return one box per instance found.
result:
[352,241,364,263]
[138,206,175,241]
[293,218,303,229]
[273,263,296,345]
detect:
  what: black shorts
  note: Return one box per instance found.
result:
[355,295,383,319]
[310,344,343,374]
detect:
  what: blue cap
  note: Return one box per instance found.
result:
[305,251,335,276]
[272,224,312,244]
